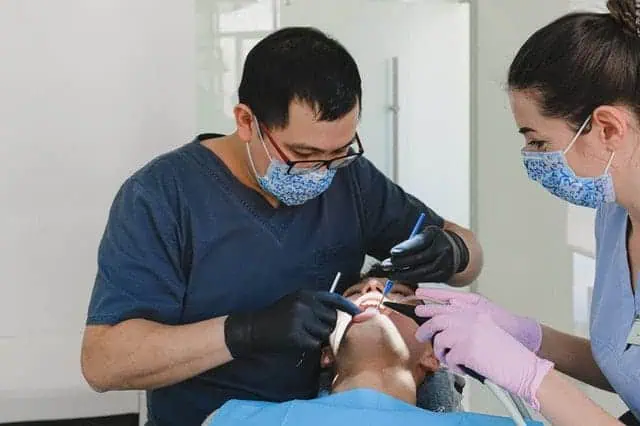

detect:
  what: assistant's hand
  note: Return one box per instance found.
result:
[372,226,470,284]
[415,288,543,353]
[415,310,554,410]
[224,290,361,358]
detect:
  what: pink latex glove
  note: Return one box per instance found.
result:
[415,288,543,353]
[415,310,554,411]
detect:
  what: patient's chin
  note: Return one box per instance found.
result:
[345,315,411,360]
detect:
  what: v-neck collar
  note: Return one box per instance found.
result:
[618,207,640,313]
[187,135,299,243]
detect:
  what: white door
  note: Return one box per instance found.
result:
[280,0,470,226]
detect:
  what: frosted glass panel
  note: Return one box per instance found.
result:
[569,0,607,11]
[196,0,278,132]
[241,38,261,58]
[567,204,596,256]
[218,0,277,32]
[572,252,595,338]
[219,36,238,118]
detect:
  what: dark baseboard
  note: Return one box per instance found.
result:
[2,414,139,426]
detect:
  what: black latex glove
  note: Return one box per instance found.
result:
[224,290,361,359]
[370,226,470,285]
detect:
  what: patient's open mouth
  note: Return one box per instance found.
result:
[359,301,381,309]
[355,293,390,313]
[356,293,381,307]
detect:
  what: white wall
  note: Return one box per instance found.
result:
[470,0,574,420]
[397,3,470,227]
[0,1,195,422]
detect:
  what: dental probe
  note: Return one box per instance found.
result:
[377,212,426,309]
[329,272,341,293]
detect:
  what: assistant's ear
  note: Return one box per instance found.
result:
[592,106,631,152]
[234,103,256,142]
[320,346,336,368]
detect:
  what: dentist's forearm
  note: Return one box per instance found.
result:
[444,221,483,287]
[81,317,233,391]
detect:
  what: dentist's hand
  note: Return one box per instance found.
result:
[224,290,361,358]
[415,288,543,353]
[370,226,469,285]
[416,310,554,410]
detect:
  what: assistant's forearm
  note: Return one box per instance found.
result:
[81,317,233,391]
[538,325,614,392]
[537,369,622,426]
[445,223,483,287]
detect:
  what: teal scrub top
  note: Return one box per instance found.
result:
[206,388,542,426]
[592,202,640,420]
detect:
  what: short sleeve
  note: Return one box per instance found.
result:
[352,157,444,260]
[86,177,186,326]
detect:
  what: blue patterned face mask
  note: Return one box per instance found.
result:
[246,124,337,206]
[521,116,616,209]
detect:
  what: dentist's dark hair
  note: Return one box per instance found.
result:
[238,27,362,130]
[508,0,640,128]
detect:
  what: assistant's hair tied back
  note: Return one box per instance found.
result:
[508,3,640,127]
[607,0,640,38]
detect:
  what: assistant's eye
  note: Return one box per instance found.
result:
[527,140,547,150]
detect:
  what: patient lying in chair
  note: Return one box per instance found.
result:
[205,278,542,426]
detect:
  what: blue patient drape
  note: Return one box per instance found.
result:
[207,388,543,426]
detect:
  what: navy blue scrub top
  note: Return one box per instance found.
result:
[86,135,444,426]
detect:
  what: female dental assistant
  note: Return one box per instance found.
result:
[412,1,640,426]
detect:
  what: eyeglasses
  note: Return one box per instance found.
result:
[259,125,364,176]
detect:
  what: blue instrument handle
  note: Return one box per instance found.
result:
[381,213,427,298]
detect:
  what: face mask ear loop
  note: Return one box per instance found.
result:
[252,116,274,162]
[564,115,592,155]
[604,151,615,173]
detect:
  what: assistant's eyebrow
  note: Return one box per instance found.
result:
[518,127,536,135]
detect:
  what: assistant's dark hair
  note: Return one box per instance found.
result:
[508,0,640,128]
[238,27,362,129]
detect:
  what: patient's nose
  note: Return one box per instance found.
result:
[360,279,385,294]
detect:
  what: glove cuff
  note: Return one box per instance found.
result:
[527,357,554,411]
[521,317,543,354]
[224,312,254,359]
[444,230,470,274]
